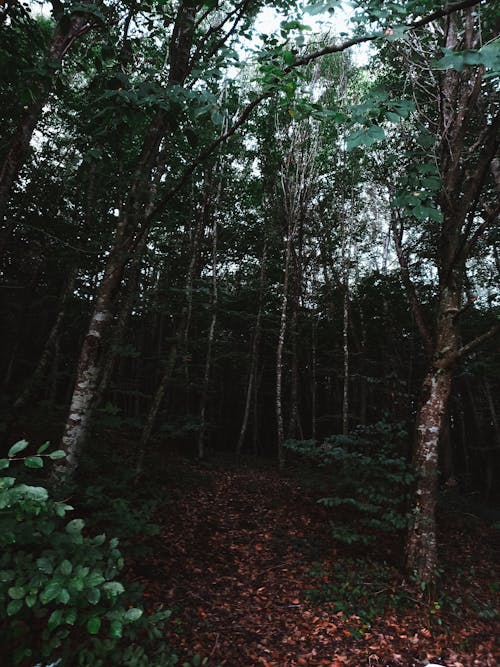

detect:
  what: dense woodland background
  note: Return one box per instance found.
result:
[0,0,499,663]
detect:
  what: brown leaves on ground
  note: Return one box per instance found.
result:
[128,465,499,667]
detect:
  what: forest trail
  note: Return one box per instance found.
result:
[130,465,498,667]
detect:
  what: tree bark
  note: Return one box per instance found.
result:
[54,1,200,479]
[0,6,94,243]
[404,8,499,583]
[276,230,292,470]
[197,188,219,459]
[236,241,267,457]
[13,269,75,410]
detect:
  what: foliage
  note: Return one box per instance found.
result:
[0,441,177,667]
[285,421,414,544]
[306,557,410,631]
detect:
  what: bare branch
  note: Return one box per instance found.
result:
[291,0,484,69]
[457,323,500,359]
[390,208,434,359]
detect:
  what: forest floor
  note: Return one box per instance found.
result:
[127,461,499,667]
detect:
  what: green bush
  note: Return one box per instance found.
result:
[285,421,414,545]
[306,558,410,632]
[0,440,177,667]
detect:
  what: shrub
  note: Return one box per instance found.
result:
[306,558,410,631]
[285,421,414,545]
[0,440,177,667]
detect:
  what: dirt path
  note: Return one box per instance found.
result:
[131,466,499,667]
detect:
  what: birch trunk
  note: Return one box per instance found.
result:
[276,231,292,469]
[55,2,199,479]
[197,206,219,459]
[342,283,349,436]
[236,241,267,457]
[287,258,302,440]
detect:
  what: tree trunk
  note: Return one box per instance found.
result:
[0,8,94,241]
[406,365,453,582]
[13,269,75,410]
[403,8,499,583]
[236,241,267,457]
[311,315,318,441]
[135,340,178,477]
[342,284,350,436]
[54,2,201,479]
[55,234,129,477]
[197,200,219,459]
[276,221,294,469]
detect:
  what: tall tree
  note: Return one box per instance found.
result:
[380,5,500,582]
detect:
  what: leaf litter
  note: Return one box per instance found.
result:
[127,464,499,667]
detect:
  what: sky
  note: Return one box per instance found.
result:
[253,4,371,66]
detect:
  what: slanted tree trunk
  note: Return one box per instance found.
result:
[13,269,75,411]
[0,4,95,245]
[236,241,267,457]
[55,1,199,479]
[136,174,211,471]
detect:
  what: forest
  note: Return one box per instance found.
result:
[0,0,499,665]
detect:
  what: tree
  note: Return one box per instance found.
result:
[378,4,499,582]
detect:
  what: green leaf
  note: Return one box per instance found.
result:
[59,560,73,576]
[385,111,401,123]
[48,450,66,460]
[58,588,71,604]
[37,442,51,455]
[87,616,101,634]
[48,609,64,628]
[0,570,15,582]
[346,125,386,151]
[36,558,54,574]
[102,581,125,596]
[86,572,105,587]
[20,485,49,502]
[87,588,101,605]
[68,577,84,592]
[7,599,23,616]
[25,593,37,608]
[283,50,295,66]
[40,580,62,604]
[8,440,29,457]
[24,456,44,469]
[110,620,123,638]
[65,608,77,625]
[124,607,143,622]
[65,518,85,534]
[0,458,10,470]
[8,586,26,600]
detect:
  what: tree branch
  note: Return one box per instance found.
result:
[130,0,487,253]
[390,208,434,359]
[457,322,500,359]
[291,0,484,69]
